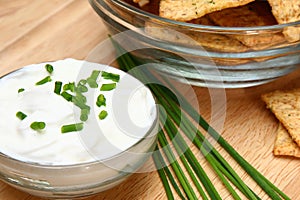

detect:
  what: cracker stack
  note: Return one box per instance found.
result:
[262,88,300,158]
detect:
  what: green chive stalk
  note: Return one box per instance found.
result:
[156,87,258,200]
[110,38,290,200]
[153,145,186,199]
[158,128,198,199]
[162,115,214,200]
[160,99,249,200]
[152,145,176,200]
[160,77,289,200]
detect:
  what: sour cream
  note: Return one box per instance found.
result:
[0,59,157,165]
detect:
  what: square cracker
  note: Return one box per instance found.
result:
[267,0,300,24]
[262,88,300,147]
[159,0,254,22]
[273,123,300,158]
[267,0,300,42]
[208,1,285,49]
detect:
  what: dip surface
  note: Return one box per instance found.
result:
[0,59,157,165]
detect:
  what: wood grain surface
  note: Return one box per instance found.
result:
[0,0,299,199]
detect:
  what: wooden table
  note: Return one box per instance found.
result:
[0,0,299,199]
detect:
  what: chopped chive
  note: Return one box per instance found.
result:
[72,96,90,110]
[79,79,87,85]
[16,111,27,120]
[81,108,90,115]
[35,76,52,85]
[90,70,100,80]
[100,83,116,91]
[90,70,101,80]
[61,123,84,133]
[54,81,62,94]
[74,93,87,104]
[96,94,106,107]
[80,113,88,122]
[61,91,73,102]
[18,88,25,93]
[85,70,100,88]
[45,64,54,74]
[80,108,89,122]
[76,84,88,93]
[98,110,108,120]
[63,82,75,92]
[73,100,90,110]
[30,121,46,131]
[87,77,98,88]
[101,71,120,82]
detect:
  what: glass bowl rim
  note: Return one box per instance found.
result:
[95,0,300,31]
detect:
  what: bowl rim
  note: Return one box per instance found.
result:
[0,59,159,169]
[95,0,300,31]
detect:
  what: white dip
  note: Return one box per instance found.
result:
[0,59,157,165]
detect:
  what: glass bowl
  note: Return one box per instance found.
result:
[0,59,159,199]
[89,0,300,88]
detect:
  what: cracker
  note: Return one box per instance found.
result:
[267,0,300,24]
[267,0,300,42]
[159,0,254,22]
[145,16,249,53]
[262,88,300,147]
[208,1,286,49]
[273,123,300,158]
[189,17,249,53]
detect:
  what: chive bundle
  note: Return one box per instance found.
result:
[111,38,290,200]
